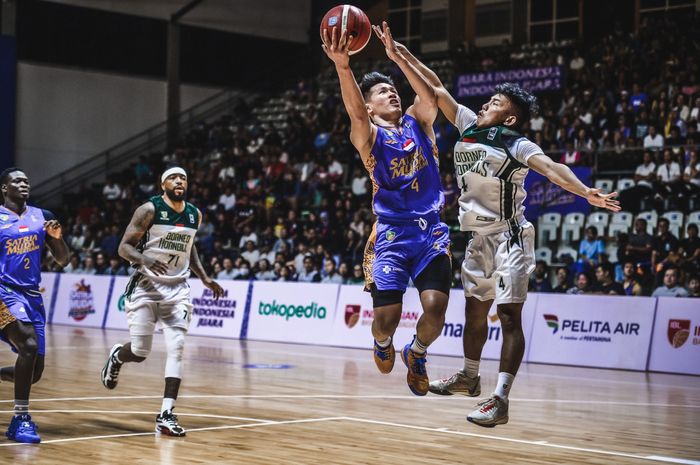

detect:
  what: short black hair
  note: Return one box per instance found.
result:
[596,262,614,276]
[494,82,538,130]
[359,72,395,100]
[0,167,23,186]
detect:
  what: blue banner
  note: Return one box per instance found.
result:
[0,35,16,169]
[524,167,591,221]
[455,66,564,98]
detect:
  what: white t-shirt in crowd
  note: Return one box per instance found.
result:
[643,134,664,149]
[657,162,681,183]
[684,162,700,187]
[635,162,656,188]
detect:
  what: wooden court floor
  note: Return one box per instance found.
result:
[0,325,698,465]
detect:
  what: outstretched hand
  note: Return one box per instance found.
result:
[372,21,402,62]
[321,26,350,68]
[585,188,621,212]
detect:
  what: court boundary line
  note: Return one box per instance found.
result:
[0,411,697,464]
[0,416,344,447]
[1,394,697,410]
[338,417,700,465]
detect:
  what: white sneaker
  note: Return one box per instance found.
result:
[100,344,123,390]
[156,410,186,437]
[467,394,509,427]
[428,371,481,396]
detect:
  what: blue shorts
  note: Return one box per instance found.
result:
[0,285,46,356]
[366,220,451,293]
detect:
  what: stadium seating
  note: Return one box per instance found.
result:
[561,213,585,243]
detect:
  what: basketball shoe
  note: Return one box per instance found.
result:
[156,410,186,437]
[467,395,509,427]
[101,343,123,390]
[6,414,41,443]
[373,340,395,374]
[400,338,428,396]
[428,372,481,397]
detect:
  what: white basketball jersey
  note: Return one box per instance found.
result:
[453,105,543,234]
[135,195,199,284]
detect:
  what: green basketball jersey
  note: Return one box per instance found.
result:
[135,195,199,284]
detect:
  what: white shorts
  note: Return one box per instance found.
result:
[461,222,535,304]
[124,275,193,336]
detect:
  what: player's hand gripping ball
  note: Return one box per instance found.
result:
[320,4,371,55]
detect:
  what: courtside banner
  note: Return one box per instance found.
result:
[528,294,656,370]
[648,297,700,375]
[39,272,59,318]
[331,285,426,350]
[188,279,247,338]
[430,292,539,360]
[247,281,339,344]
[51,274,111,328]
[103,276,131,330]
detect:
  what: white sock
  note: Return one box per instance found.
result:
[462,358,480,378]
[376,336,392,348]
[410,336,428,354]
[161,397,176,414]
[494,372,515,400]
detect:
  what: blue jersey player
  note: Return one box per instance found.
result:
[0,167,69,443]
[322,22,452,396]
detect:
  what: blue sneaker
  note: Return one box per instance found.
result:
[400,338,429,396]
[6,414,41,443]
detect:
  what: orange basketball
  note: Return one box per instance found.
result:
[320,4,371,55]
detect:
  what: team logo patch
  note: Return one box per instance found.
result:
[0,214,8,221]
[667,319,691,348]
[402,139,415,152]
[385,138,398,146]
[189,213,195,223]
[487,127,498,140]
[382,265,392,274]
[385,230,396,241]
[160,211,168,220]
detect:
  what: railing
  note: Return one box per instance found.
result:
[31,87,257,206]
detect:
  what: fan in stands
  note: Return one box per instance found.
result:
[320,4,371,55]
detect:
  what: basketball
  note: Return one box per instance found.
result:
[320,4,371,55]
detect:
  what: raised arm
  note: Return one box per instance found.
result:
[321,27,375,155]
[527,154,621,212]
[118,202,168,275]
[372,22,438,131]
[190,209,224,298]
[394,42,459,125]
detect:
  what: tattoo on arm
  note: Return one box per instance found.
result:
[118,203,154,266]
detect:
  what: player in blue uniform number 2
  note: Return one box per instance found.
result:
[322,22,452,396]
[0,168,70,443]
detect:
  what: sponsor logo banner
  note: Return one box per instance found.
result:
[455,66,564,98]
[331,287,538,361]
[188,280,246,338]
[528,294,656,370]
[247,281,339,345]
[52,274,111,328]
[649,298,700,375]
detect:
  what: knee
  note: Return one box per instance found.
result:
[130,336,152,360]
[497,308,522,333]
[17,337,39,358]
[168,331,185,360]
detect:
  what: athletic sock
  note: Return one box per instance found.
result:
[14,400,29,417]
[161,398,175,414]
[462,358,480,378]
[410,336,428,354]
[494,372,515,400]
[376,336,392,348]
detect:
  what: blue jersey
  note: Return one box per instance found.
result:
[365,115,444,222]
[0,205,50,290]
